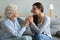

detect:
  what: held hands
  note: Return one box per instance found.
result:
[24,16,33,27]
[27,16,33,23]
[23,18,30,27]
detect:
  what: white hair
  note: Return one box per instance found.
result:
[4,4,18,18]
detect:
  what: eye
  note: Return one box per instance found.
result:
[33,7,36,10]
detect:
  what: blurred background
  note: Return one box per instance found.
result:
[0,0,60,19]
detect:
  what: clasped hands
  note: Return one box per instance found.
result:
[24,16,33,27]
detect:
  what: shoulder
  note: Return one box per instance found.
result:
[1,18,9,29]
[2,18,12,27]
[44,15,50,24]
[2,18,8,24]
[45,15,50,21]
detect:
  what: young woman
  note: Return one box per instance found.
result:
[25,2,52,40]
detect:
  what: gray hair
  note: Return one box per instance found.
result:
[4,4,18,18]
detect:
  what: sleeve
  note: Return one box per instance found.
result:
[16,18,26,36]
[4,20,26,37]
[30,16,50,34]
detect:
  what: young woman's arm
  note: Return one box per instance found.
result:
[30,16,50,34]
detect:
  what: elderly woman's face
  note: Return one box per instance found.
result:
[11,11,18,18]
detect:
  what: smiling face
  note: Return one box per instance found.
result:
[31,2,44,15]
[10,10,18,18]
[32,5,41,15]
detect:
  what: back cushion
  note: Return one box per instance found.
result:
[51,19,60,25]
[50,19,60,36]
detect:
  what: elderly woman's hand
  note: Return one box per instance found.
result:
[24,18,30,27]
[23,16,33,27]
[27,16,33,23]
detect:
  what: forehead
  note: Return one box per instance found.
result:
[33,5,37,8]
[32,5,39,10]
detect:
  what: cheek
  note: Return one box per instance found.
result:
[14,13,18,17]
[14,11,18,17]
[15,13,19,17]
[36,10,40,13]
[33,10,40,15]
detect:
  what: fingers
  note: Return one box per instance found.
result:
[24,18,30,27]
[24,15,33,26]
[28,16,33,22]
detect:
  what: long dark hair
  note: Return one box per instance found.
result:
[33,2,44,26]
[33,15,38,26]
[33,2,44,13]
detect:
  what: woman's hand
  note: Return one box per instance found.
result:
[23,16,33,27]
[24,18,30,27]
[27,16,33,23]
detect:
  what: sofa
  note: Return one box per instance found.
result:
[0,17,60,40]
[50,19,60,40]
[19,17,60,40]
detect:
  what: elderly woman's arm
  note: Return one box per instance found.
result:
[3,18,29,37]
[4,21,26,37]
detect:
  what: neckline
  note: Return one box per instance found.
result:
[38,15,46,26]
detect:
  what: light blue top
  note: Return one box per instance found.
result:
[1,18,26,39]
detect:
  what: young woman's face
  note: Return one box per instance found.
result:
[32,5,41,15]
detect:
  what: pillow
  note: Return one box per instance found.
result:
[51,19,60,25]
[23,27,35,36]
[51,25,60,29]
[56,31,60,37]
[50,28,58,36]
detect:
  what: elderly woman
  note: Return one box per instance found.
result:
[1,4,32,40]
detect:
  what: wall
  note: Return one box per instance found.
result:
[0,0,60,19]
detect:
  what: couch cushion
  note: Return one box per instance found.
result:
[56,31,60,37]
[0,20,3,37]
[50,28,58,36]
[51,25,60,30]
[53,36,60,40]
[51,19,60,25]
[23,27,35,36]
[10,36,32,40]
[51,19,60,36]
